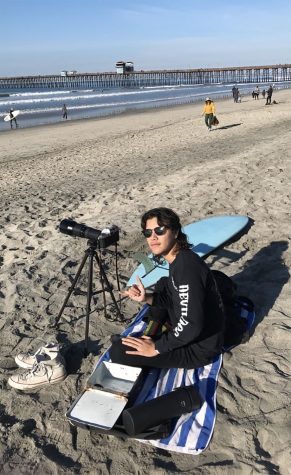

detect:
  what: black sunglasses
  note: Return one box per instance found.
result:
[142,226,167,238]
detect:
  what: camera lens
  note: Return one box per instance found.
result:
[59,219,101,241]
[83,225,101,241]
[59,219,78,236]
[59,219,119,248]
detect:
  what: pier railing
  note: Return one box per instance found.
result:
[1,64,291,89]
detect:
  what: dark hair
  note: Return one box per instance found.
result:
[141,207,191,253]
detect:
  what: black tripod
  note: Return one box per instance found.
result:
[55,239,122,356]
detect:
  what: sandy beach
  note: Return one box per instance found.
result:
[0,89,291,474]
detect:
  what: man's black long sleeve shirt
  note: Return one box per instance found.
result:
[152,250,224,354]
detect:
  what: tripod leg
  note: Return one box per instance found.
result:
[94,254,123,318]
[99,261,107,318]
[84,252,94,357]
[54,252,89,326]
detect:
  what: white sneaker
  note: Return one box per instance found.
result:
[15,342,61,369]
[8,360,67,390]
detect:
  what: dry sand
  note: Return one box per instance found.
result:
[0,89,291,474]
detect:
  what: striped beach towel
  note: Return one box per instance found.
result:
[95,305,222,454]
[95,302,255,454]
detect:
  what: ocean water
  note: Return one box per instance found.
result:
[0,81,290,132]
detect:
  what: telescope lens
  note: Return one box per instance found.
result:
[59,219,118,247]
[59,219,101,241]
[59,219,79,236]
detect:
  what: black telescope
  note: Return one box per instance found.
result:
[59,219,101,241]
[56,219,122,355]
[59,219,119,248]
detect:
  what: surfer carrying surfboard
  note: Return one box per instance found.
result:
[9,109,18,129]
[110,208,225,370]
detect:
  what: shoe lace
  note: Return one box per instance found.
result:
[19,362,48,381]
[24,345,49,358]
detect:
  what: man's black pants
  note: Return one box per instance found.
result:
[109,332,223,370]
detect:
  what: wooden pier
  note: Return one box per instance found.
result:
[1,64,291,89]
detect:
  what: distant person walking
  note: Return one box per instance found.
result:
[62,104,68,119]
[9,109,18,129]
[266,85,273,105]
[254,86,260,100]
[262,89,266,99]
[202,98,215,131]
[232,86,238,103]
[233,87,239,103]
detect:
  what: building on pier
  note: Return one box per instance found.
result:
[60,70,77,77]
[116,61,134,74]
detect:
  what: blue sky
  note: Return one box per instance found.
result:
[1,0,291,76]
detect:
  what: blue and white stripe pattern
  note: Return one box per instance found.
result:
[137,356,222,454]
[95,302,255,454]
[95,305,222,454]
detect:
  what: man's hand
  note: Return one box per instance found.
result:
[120,276,146,303]
[121,335,159,357]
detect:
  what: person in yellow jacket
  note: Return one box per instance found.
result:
[202,98,215,131]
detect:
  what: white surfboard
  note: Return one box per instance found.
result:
[4,110,20,122]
